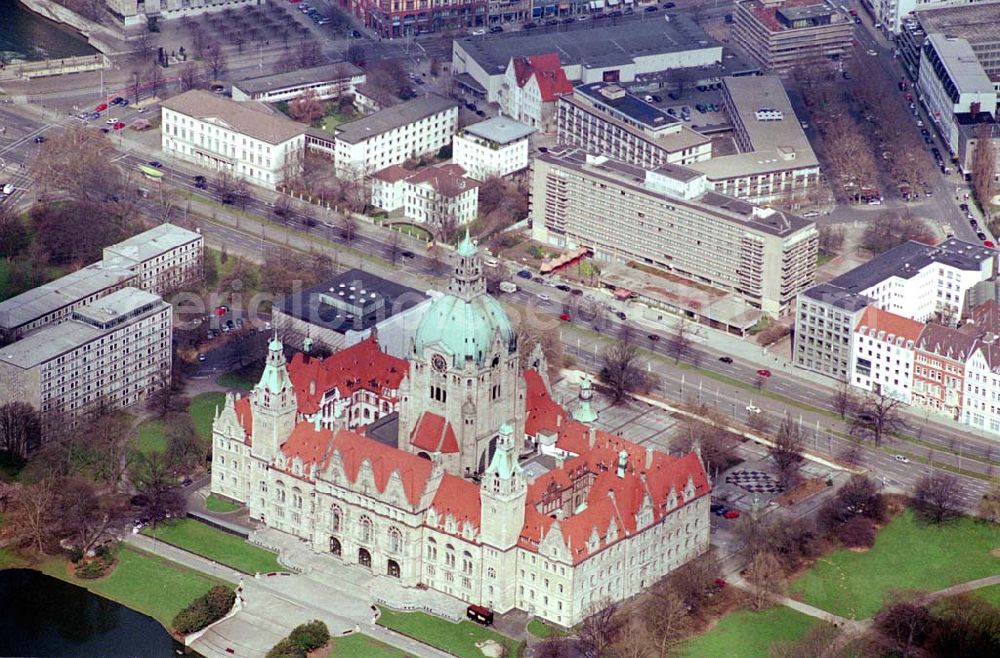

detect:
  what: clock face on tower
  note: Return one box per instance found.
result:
[432,354,448,373]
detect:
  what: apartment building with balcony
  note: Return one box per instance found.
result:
[161,90,308,190]
[530,147,818,315]
[556,82,713,169]
[689,75,821,206]
[0,288,173,434]
[333,95,459,176]
[732,0,853,73]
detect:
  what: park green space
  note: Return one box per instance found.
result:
[527,618,567,639]
[331,633,407,658]
[132,418,168,456]
[205,493,242,513]
[790,510,1000,619]
[142,517,282,575]
[678,605,822,658]
[972,584,1000,609]
[376,607,522,658]
[34,545,226,628]
[189,392,225,440]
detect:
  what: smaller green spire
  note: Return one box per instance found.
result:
[457,227,477,257]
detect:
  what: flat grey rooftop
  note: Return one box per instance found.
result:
[829,239,994,292]
[455,15,717,75]
[461,116,535,144]
[540,146,812,237]
[917,1,1000,46]
[0,262,135,330]
[924,34,994,93]
[575,82,679,130]
[73,287,162,325]
[103,222,202,266]
[335,95,458,144]
[801,282,870,311]
[233,62,363,94]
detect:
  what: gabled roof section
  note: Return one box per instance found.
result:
[280,422,334,475]
[288,336,409,414]
[332,429,434,507]
[234,396,253,444]
[410,411,460,454]
[854,306,924,345]
[431,473,481,533]
[524,368,567,436]
[160,89,308,145]
[511,53,573,102]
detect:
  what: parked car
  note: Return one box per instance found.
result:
[559,313,571,321]
[516,269,533,279]
[719,356,733,364]
[648,334,661,341]
[555,284,571,292]
[723,509,741,520]
[710,503,725,514]
[33,135,45,143]
[894,454,910,463]
[712,505,728,516]
[756,369,772,377]
[616,311,626,321]
[95,103,108,112]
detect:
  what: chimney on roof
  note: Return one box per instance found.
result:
[645,447,653,470]
[309,380,316,396]
[588,426,596,449]
[555,452,566,469]
[617,449,628,479]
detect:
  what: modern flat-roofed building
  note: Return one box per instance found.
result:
[106,0,254,26]
[345,0,487,38]
[453,116,535,180]
[914,1,1000,79]
[794,239,996,379]
[161,90,308,190]
[0,288,172,432]
[0,223,202,345]
[452,17,723,105]
[557,82,713,169]
[918,34,998,156]
[0,263,137,346]
[530,147,818,315]
[231,63,366,103]
[689,75,821,205]
[102,223,204,295]
[732,0,853,72]
[333,95,459,177]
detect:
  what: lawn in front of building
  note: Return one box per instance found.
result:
[216,363,263,392]
[37,545,227,628]
[972,583,1000,609]
[205,493,242,513]
[319,112,353,133]
[376,608,522,658]
[189,392,226,440]
[678,605,823,658]
[790,509,1000,619]
[142,517,282,575]
[331,633,408,658]
[527,618,568,639]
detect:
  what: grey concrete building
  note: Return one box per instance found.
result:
[0,288,172,432]
[231,63,366,104]
[732,0,854,73]
[530,147,818,315]
[556,82,713,169]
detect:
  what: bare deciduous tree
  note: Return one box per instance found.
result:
[875,595,933,658]
[599,340,657,405]
[745,550,785,610]
[0,402,41,459]
[971,123,997,214]
[832,382,856,419]
[578,600,619,658]
[850,389,906,446]
[860,209,934,255]
[912,472,961,523]
[978,483,1000,524]
[665,316,693,364]
[288,89,325,124]
[2,477,58,555]
[643,579,689,657]
[206,44,228,81]
[771,415,805,489]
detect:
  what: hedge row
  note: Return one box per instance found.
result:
[265,620,330,658]
[172,585,236,634]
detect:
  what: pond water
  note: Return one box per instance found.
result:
[0,0,96,62]
[0,569,187,657]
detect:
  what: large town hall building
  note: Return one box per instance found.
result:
[209,235,711,626]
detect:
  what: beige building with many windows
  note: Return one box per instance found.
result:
[557,83,713,170]
[333,95,459,177]
[371,164,480,229]
[210,241,711,627]
[101,223,204,294]
[732,0,854,72]
[530,147,818,315]
[0,288,172,433]
[161,90,308,190]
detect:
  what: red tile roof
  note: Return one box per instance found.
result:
[855,306,924,344]
[234,396,253,444]
[410,411,460,454]
[331,428,435,508]
[431,473,481,533]
[404,164,480,198]
[287,336,409,415]
[511,53,572,102]
[280,422,335,474]
[524,369,567,436]
[372,164,411,183]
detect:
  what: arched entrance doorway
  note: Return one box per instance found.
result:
[329,537,341,556]
[359,547,372,569]
[387,559,400,578]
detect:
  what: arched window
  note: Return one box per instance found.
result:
[387,527,402,553]
[359,515,373,543]
[426,537,438,560]
[487,567,496,579]
[330,505,342,532]
[275,481,286,503]
[292,487,303,509]
[445,544,456,568]
[462,550,473,574]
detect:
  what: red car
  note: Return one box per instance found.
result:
[113,122,125,130]
[756,369,771,377]
[559,313,571,322]
[723,509,740,519]
[984,241,995,249]
[714,578,728,588]
[95,103,108,112]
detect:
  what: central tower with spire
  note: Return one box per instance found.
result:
[399,232,526,476]
[250,334,297,464]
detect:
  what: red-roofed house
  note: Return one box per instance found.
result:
[370,163,480,229]
[209,242,709,629]
[849,306,925,403]
[501,53,574,132]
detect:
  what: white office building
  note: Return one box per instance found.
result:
[371,164,480,228]
[232,63,366,104]
[453,116,535,180]
[849,306,923,403]
[161,90,308,190]
[334,95,459,177]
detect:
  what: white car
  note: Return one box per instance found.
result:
[106,117,119,125]
[746,404,761,414]
[894,454,910,463]
[484,258,499,268]
[1,183,13,195]
[537,293,550,302]
[867,49,878,56]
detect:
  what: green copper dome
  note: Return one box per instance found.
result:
[414,292,515,367]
